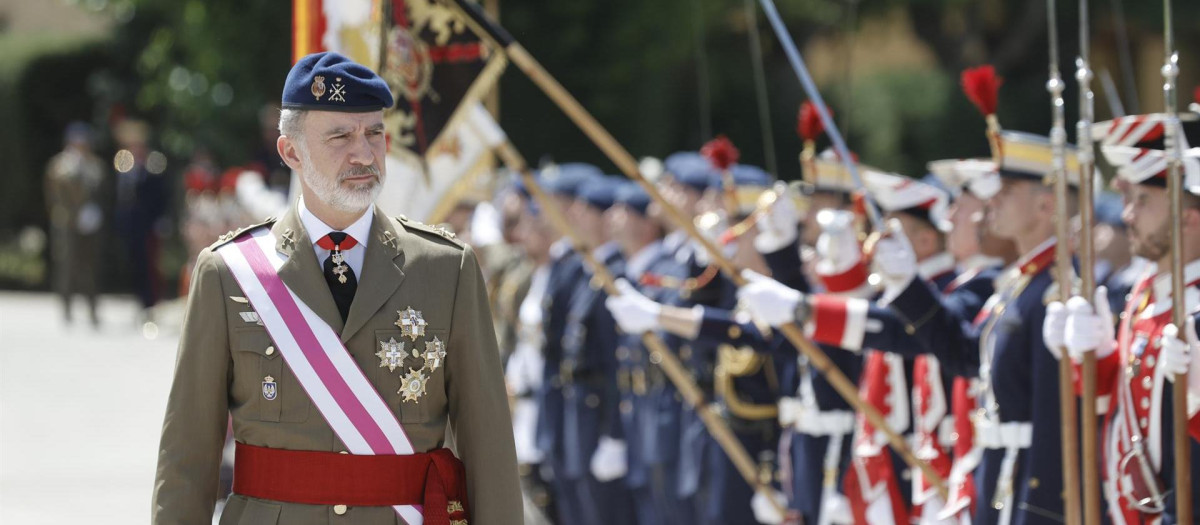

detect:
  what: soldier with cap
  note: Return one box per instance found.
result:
[44,121,105,326]
[554,175,638,524]
[605,180,673,524]
[1046,113,1200,524]
[153,52,521,524]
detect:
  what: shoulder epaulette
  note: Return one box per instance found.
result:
[210,216,277,249]
[394,215,465,248]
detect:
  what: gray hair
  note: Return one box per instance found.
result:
[278,108,307,141]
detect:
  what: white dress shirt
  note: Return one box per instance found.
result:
[298,197,374,278]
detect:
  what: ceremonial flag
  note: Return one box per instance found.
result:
[291,0,505,221]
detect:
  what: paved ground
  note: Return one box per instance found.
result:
[0,292,185,523]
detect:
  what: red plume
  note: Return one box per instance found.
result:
[798,101,827,142]
[701,135,740,171]
[1193,85,1200,105]
[961,65,1002,116]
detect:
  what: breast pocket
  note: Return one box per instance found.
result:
[374,328,447,424]
[234,328,310,423]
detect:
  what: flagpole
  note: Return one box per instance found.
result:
[1047,1,1083,523]
[465,111,785,515]
[1074,1,1101,522]
[1162,0,1193,521]
[441,0,948,498]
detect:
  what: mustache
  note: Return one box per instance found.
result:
[339,164,380,181]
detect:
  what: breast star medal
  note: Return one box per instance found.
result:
[423,336,447,371]
[396,307,427,341]
[399,368,429,403]
[376,337,409,372]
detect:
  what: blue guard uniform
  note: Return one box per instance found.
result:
[532,163,603,524]
[555,176,639,524]
[611,181,676,524]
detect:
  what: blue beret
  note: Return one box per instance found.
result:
[283,52,394,112]
[1095,191,1125,227]
[577,176,621,209]
[725,164,772,189]
[539,163,603,197]
[614,181,652,215]
[665,151,719,191]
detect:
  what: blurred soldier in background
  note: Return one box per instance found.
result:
[44,121,105,326]
[112,119,168,324]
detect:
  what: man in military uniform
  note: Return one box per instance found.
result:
[555,176,638,524]
[1047,113,1200,525]
[527,163,602,523]
[153,52,521,524]
[606,181,671,524]
[44,122,105,326]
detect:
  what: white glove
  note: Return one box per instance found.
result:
[738,269,804,327]
[605,279,662,334]
[750,489,788,524]
[589,436,628,482]
[814,209,862,276]
[1063,286,1116,361]
[871,218,917,291]
[1161,317,1200,383]
[755,182,799,254]
[823,492,854,524]
[1042,300,1067,360]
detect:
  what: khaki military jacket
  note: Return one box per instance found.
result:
[152,204,522,524]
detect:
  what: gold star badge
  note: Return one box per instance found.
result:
[399,368,429,403]
[376,337,408,373]
[396,307,427,341]
[423,336,447,371]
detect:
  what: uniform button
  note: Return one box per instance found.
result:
[1142,376,1153,389]
[616,346,630,360]
[620,400,633,414]
[1146,355,1156,368]
[339,450,349,454]
[333,504,348,515]
[728,325,743,339]
[265,346,275,356]
[1140,398,1150,410]
[586,394,600,408]
[1028,477,1040,489]
[1140,417,1149,428]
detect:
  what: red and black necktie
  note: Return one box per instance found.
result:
[317,231,358,322]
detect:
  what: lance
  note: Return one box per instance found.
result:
[1162,0,1192,521]
[1047,1,1083,523]
[440,0,948,497]
[1074,0,1102,522]
[461,104,787,515]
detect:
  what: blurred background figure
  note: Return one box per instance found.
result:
[112,118,169,326]
[44,121,105,327]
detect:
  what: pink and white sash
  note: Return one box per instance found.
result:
[218,228,424,524]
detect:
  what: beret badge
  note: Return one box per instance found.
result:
[311,75,327,101]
